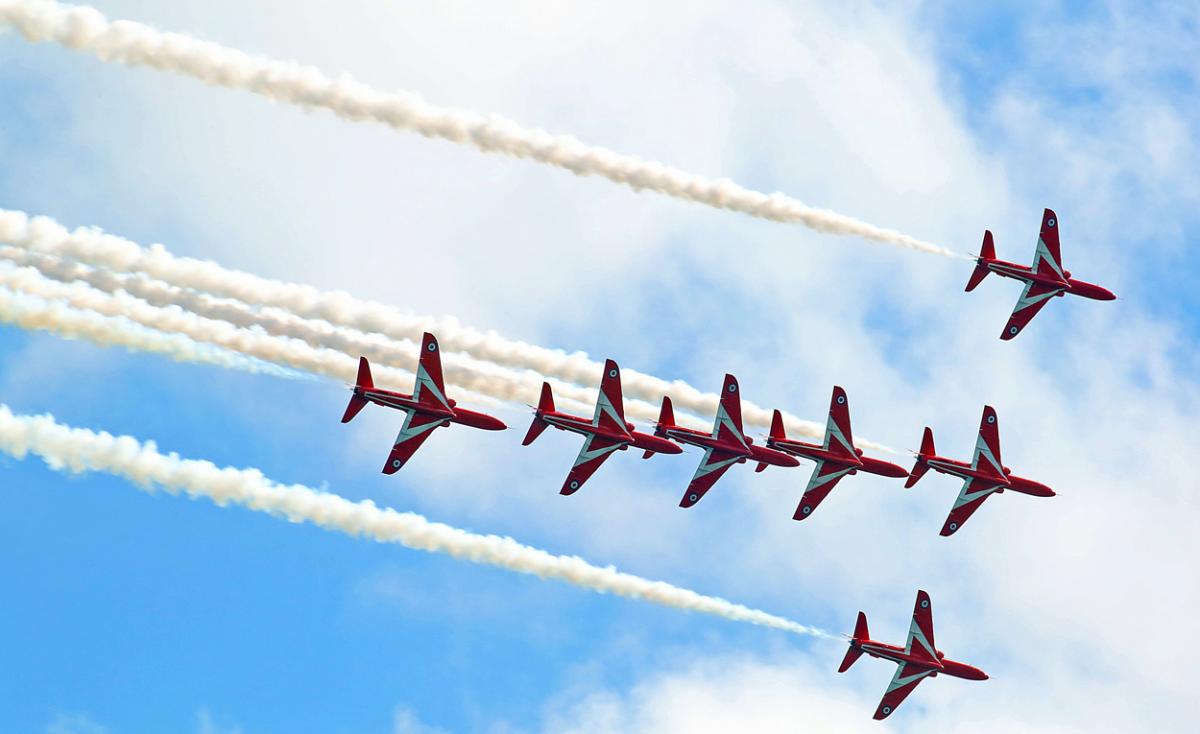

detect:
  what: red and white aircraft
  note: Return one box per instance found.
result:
[966,208,1115,339]
[521,359,681,495]
[906,405,1055,536]
[840,589,988,720]
[765,386,909,521]
[653,374,799,508]
[340,332,507,474]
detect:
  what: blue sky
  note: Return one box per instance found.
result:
[2,1,1198,732]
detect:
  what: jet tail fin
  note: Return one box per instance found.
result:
[965,231,995,292]
[354,356,374,389]
[769,409,787,441]
[522,382,555,446]
[838,612,869,673]
[905,427,935,488]
[655,395,675,435]
[341,357,374,423]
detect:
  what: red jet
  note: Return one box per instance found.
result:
[653,374,799,507]
[967,208,1115,339]
[521,359,681,494]
[906,405,1055,536]
[341,332,507,474]
[765,386,908,521]
[840,589,988,720]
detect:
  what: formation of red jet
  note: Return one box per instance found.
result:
[336,209,1110,719]
[342,335,1055,540]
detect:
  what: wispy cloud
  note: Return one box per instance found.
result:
[0,0,959,256]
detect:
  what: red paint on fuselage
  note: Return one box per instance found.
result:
[541,409,681,455]
[768,437,909,478]
[661,424,799,467]
[356,386,505,430]
[984,258,1115,301]
[921,455,1054,497]
[854,639,988,681]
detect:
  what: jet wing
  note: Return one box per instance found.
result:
[904,589,938,661]
[940,476,1003,536]
[591,359,631,437]
[821,386,856,458]
[560,434,625,495]
[970,405,1003,475]
[873,662,936,720]
[792,460,854,521]
[1000,280,1063,340]
[381,409,449,474]
[710,374,749,450]
[678,447,740,508]
[412,332,452,410]
[1032,208,1065,280]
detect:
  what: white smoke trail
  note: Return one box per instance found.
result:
[0,403,832,639]
[0,260,570,416]
[0,249,638,421]
[0,285,301,379]
[0,0,960,259]
[0,210,894,450]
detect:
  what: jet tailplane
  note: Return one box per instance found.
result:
[522,382,555,445]
[838,612,870,673]
[905,427,936,488]
[965,231,995,292]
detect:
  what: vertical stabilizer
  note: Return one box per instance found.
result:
[965,231,994,292]
[905,427,935,488]
[838,612,869,673]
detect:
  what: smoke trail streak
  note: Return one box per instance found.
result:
[0,210,895,450]
[0,0,959,259]
[0,285,300,378]
[0,404,833,639]
[0,249,647,422]
[0,261,561,415]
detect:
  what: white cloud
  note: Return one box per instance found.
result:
[536,654,878,734]
[195,709,243,734]
[3,0,1199,729]
[391,706,448,734]
[45,713,108,734]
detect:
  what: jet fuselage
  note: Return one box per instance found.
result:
[540,408,680,455]
[982,258,1116,301]
[923,455,1055,497]
[355,385,506,431]
[768,437,909,478]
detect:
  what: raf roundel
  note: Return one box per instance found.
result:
[837,395,846,405]
[1009,326,1019,336]
[948,522,958,531]
[608,368,617,378]
[569,480,579,490]
[921,599,929,609]
[688,493,698,503]
[427,341,437,352]
[392,458,402,469]
[802,506,812,515]
[882,706,892,715]
[1047,217,1056,227]
[728,383,737,393]
[987,414,996,424]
